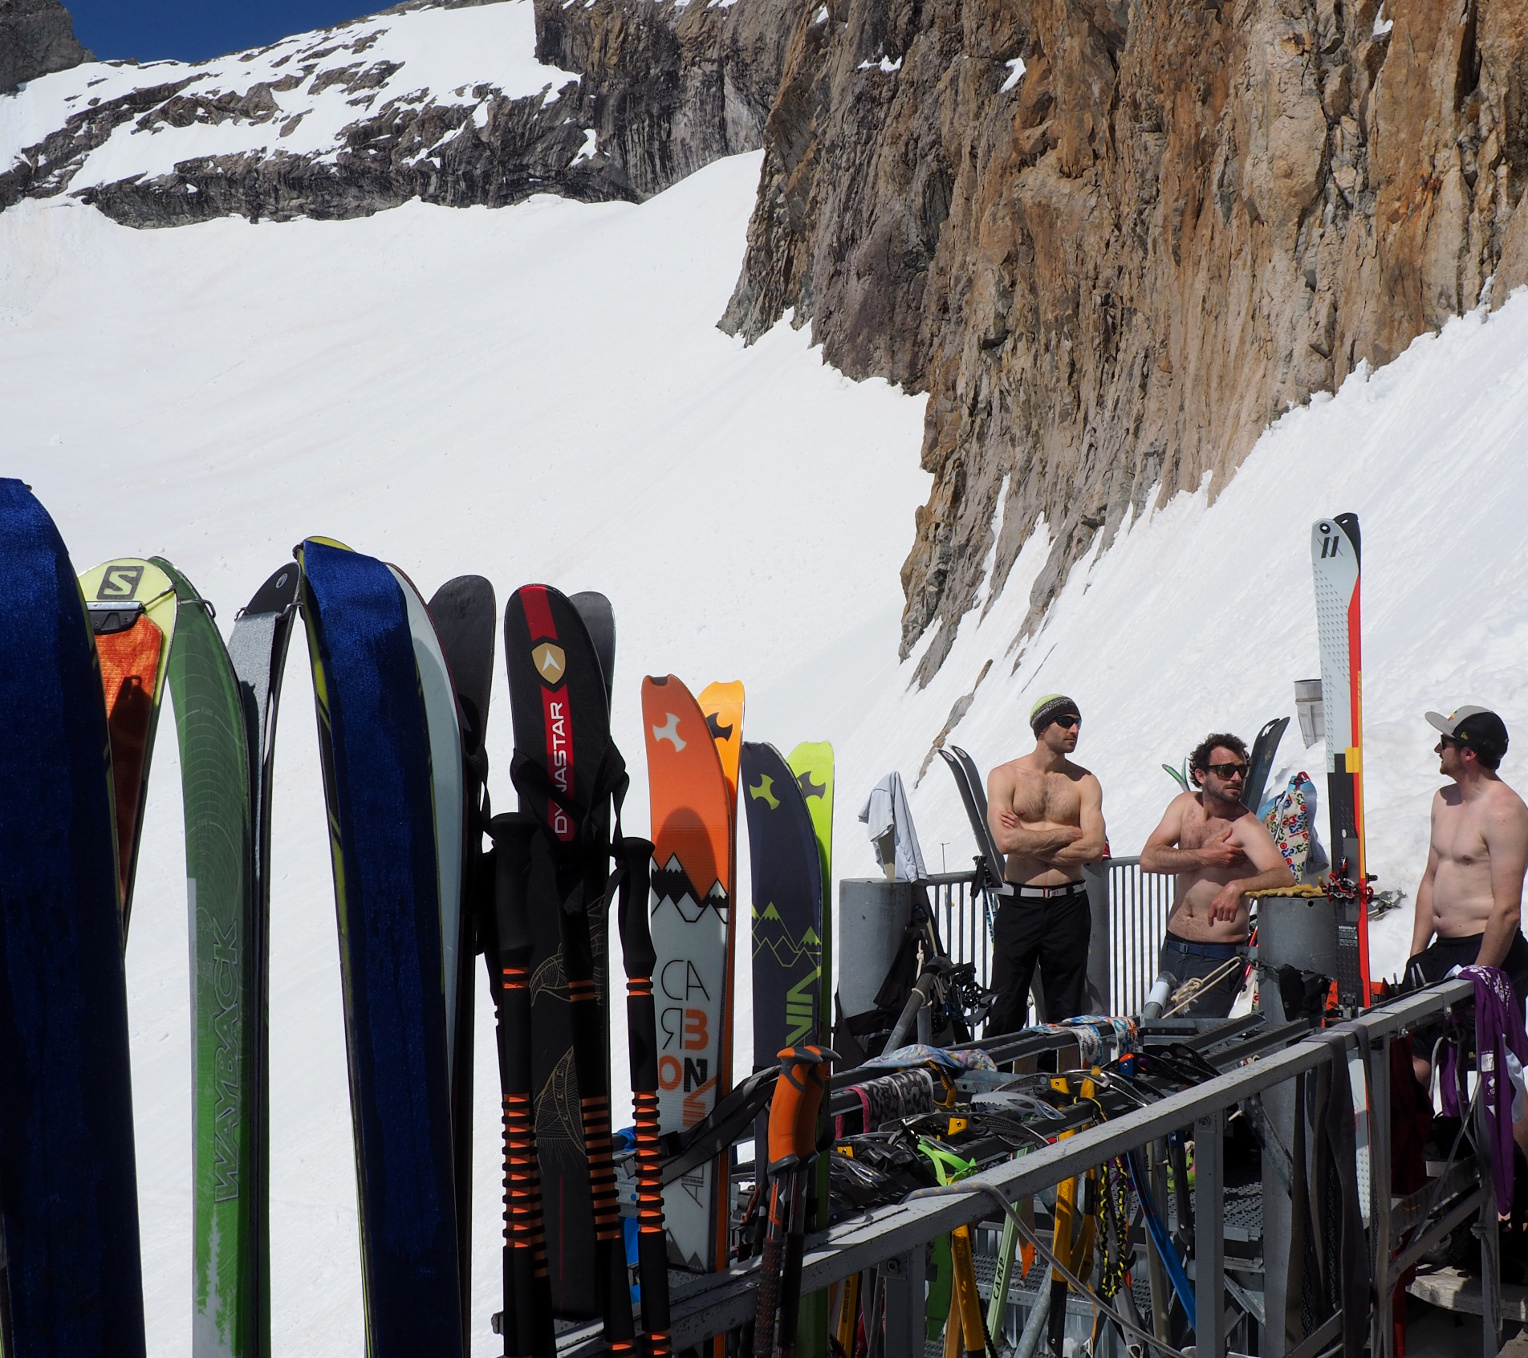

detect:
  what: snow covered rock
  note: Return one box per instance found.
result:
[720,0,1528,683]
[0,0,788,226]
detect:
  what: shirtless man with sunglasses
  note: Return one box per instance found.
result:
[1140,732,1293,1016]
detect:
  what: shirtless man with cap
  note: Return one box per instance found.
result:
[984,694,1107,1031]
[1406,706,1528,1009]
[1140,732,1294,1016]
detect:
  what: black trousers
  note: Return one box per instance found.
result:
[986,891,1092,1034]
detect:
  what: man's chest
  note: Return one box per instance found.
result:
[1011,772,1079,821]
[1180,806,1238,851]
[1433,806,1489,866]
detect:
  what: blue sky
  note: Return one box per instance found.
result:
[66,0,378,62]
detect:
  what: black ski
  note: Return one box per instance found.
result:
[504,585,632,1349]
[427,575,498,1341]
[1242,717,1289,817]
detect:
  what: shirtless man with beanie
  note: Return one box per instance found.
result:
[984,694,1107,1031]
[1407,706,1528,1010]
[1141,733,1293,1016]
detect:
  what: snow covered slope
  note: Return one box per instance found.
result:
[6,0,1528,1350]
[0,2,573,182]
[1,152,928,1351]
[870,291,1528,987]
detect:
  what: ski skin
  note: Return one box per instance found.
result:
[0,480,146,1358]
[297,539,464,1358]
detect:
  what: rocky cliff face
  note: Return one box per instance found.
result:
[0,0,89,93]
[0,0,789,226]
[721,0,1528,682]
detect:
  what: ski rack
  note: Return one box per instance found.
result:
[557,981,1498,1358]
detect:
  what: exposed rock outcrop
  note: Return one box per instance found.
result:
[0,0,790,226]
[0,0,90,93]
[721,0,1528,681]
[533,0,795,198]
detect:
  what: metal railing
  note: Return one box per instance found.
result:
[559,980,1494,1358]
[1086,856,1176,1015]
[926,857,1175,1019]
[926,869,994,990]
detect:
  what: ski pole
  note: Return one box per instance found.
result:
[613,835,671,1358]
[753,1164,791,1358]
[754,1045,834,1358]
[773,1045,834,1358]
[488,815,555,1358]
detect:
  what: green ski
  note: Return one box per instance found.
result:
[784,741,833,1358]
[156,559,262,1358]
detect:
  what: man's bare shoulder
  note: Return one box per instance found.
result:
[1056,757,1097,784]
[1158,789,1198,818]
[989,754,1032,782]
[1484,778,1528,823]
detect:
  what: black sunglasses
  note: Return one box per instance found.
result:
[1206,762,1248,778]
[1050,715,1081,730]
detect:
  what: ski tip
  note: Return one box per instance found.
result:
[243,562,300,617]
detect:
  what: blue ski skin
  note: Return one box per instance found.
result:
[298,540,463,1358]
[0,478,146,1358]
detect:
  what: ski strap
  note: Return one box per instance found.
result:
[658,1066,778,1186]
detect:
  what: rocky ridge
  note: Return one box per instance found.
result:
[721,0,1528,681]
[0,0,789,225]
[0,0,89,94]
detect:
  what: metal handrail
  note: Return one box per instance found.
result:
[556,980,1492,1358]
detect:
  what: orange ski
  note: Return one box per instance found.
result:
[643,675,737,1274]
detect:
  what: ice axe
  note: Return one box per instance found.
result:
[752,1044,835,1358]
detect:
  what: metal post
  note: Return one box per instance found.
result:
[1148,1140,1172,1344]
[1257,982,1294,1358]
[1195,1111,1226,1358]
[1367,1033,1394,1358]
[881,1247,925,1358]
[1475,1052,1502,1358]
[1083,861,1110,1013]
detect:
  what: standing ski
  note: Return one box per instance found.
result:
[154,558,264,1358]
[222,561,301,1358]
[1242,716,1290,819]
[644,676,738,1274]
[785,740,834,1358]
[1311,514,1370,1007]
[298,539,464,1357]
[426,575,497,1339]
[0,480,146,1357]
[743,743,823,1070]
[698,682,744,1288]
[503,585,632,1353]
[78,556,179,931]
